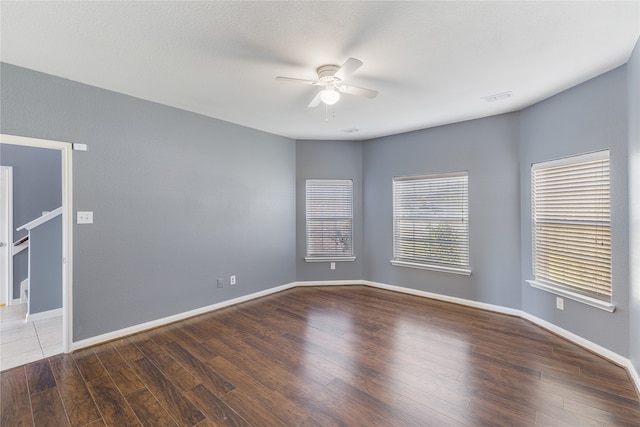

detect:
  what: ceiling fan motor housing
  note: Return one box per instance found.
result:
[317,65,341,85]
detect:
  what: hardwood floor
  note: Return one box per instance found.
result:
[1,285,639,426]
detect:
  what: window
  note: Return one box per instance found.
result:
[392,172,470,274]
[530,150,613,310]
[305,179,355,261]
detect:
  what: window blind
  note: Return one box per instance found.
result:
[306,179,354,260]
[393,172,469,271]
[531,150,611,301]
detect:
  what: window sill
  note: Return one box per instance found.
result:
[305,256,356,263]
[391,260,471,276]
[527,280,615,312]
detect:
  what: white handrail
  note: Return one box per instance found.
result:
[16,206,63,232]
[12,240,29,256]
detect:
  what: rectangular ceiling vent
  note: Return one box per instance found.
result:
[482,91,513,103]
[342,127,359,134]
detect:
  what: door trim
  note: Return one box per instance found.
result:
[0,134,73,353]
[0,166,13,306]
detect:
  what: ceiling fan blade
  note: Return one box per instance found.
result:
[307,92,322,108]
[334,58,363,81]
[338,85,379,99]
[276,76,317,85]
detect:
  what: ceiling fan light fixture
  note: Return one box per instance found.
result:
[276,58,376,108]
[320,87,340,105]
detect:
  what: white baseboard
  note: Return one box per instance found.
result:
[69,278,639,397]
[20,279,29,304]
[522,310,639,396]
[362,280,522,317]
[27,307,62,322]
[360,280,638,395]
[519,311,628,367]
[71,282,298,351]
[295,280,365,287]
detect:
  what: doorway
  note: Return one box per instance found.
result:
[0,134,73,361]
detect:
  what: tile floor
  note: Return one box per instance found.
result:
[0,303,63,371]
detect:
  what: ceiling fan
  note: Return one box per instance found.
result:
[276,58,378,107]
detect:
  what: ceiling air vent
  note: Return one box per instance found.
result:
[482,91,512,103]
[342,127,359,134]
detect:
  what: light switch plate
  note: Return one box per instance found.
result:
[77,211,93,224]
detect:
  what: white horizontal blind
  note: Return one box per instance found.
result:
[306,179,353,259]
[532,151,611,301]
[393,172,469,269]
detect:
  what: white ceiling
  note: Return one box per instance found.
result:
[1,1,639,141]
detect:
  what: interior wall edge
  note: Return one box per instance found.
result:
[627,35,640,396]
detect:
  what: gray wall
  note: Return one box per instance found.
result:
[29,215,62,314]
[519,65,629,356]
[0,144,61,299]
[1,63,296,341]
[296,140,364,281]
[362,113,522,309]
[628,39,640,375]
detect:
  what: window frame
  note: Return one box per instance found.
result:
[391,171,471,275]
[527,150,615,312]
[305,179,355,263]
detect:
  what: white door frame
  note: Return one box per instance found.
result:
[0,166,13,306]
[0,134,73,353]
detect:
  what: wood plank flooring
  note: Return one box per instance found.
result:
[1,285,639,426]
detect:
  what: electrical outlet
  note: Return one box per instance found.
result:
[230,275,236,285]
[330,262,336,270]
[77,211,94,224]
[556,297,564,310]
[217,278,224,288]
